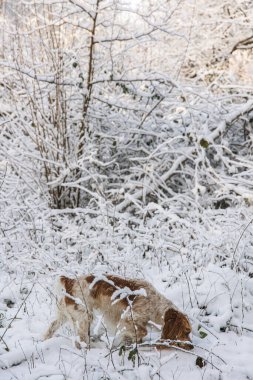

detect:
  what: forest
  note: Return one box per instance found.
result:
[0,1,253,379]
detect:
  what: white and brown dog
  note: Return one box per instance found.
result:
[43,274,193,350]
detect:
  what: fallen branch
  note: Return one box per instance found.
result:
[105,339,225,372]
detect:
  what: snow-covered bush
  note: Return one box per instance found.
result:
[1,0,253,211]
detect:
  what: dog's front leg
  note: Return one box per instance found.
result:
[115,314,148,347]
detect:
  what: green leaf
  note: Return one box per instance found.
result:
[128,347,138,361]
[119,345,126,356]
[199,330,208,339]
[200,138,209,148]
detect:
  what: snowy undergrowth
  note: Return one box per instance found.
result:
[1,200,253,379]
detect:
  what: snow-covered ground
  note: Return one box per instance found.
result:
[1,206,253,380]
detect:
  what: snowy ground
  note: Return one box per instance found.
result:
[1,206,253,380]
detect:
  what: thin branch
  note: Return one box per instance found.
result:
[68,0,94,19]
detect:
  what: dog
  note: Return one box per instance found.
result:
[43,274,193,350]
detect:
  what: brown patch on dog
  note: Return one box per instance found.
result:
[85,274,144,304]
[161,308,193,350]
[60,276,76,305]
[85,274,95,285]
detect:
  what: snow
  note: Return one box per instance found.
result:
[111,287,147,302]
[1,1,253,379]
[0,207,253,380]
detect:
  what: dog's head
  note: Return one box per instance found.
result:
[160,308,193,350]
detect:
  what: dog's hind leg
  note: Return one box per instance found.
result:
[43,300,67,340]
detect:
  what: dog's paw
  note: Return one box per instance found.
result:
[75,339,89,350]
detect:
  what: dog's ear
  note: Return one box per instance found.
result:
[164,309,178,323]
[161,308,193,350]
[161,308,182,340]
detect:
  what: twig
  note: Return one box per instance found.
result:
[230,324,253,333]
[0,336,9,352]
[141,341,224,371]
[231,218,253,270]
